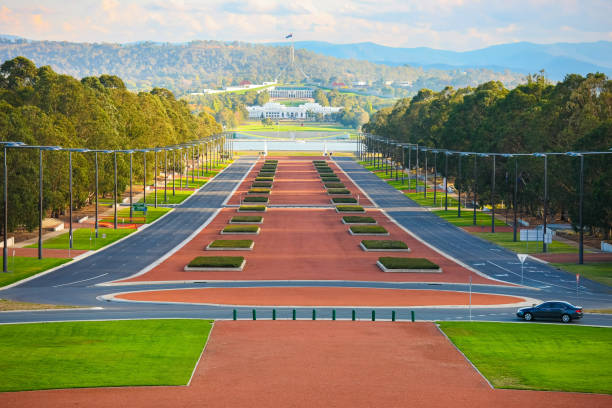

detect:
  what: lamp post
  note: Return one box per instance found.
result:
[89,150,113,238]
[1,141,25,271]
[567,152,585,264]
[164,148,168,203]
[172,148,176,197]
[154,148,158,208]
[63,148,90,249]
[457,153,464,218]
[473,154,478,226]
[433,151,438,206]
[423,148,428,199]
[533,153,548,252]
[444,151,449,211]
[491,154,496,233]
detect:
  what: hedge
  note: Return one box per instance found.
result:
[252,182,272,188]
[324,182,345,188]
[231,216,263,223]
[336,205,364,212]
[258,172,276,177]
[222,225,260,233]
[378,257,439,270]
[243,196,269,202]
[209,239,253,248]
[248,188,271,194]
[332,197,357,204]
[187,256,244,268]
[255,177,274,181]
[350,225,388,234]
[320,177,341,182]
[265,159,278,163]
[238,205,266,212]
[342,216,376,224]
[327,188,350,195]
[313,160,327,164]
[361,240,408,249]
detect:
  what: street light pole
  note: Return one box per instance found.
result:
[444,152,449,211]
[154,148,158,208]
[69,150,73,248]
[129,152,133,219]
[164,148,168,203]
[457,153,462,218]
[513,157,518,242]
[113,151,118,230]
[491,154,496,233]
[95,152,99,238]
[579,154,584,264]
[172,149,176,197]
[433,151,437,205]
[2,145,6,271]
[424,149,428,199]
[473,155,477,226]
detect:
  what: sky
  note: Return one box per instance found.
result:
[1,0,611,51]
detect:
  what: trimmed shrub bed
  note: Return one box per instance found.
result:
[243,196,269,203]
[332,197,357,204]
[238,205,266,212]
[230,216,263,224]
[258,172,276,177]
[342,216,376,224]
[265,160,278,164]
[313,160,326,164]
[261,165,277,170]
[377,257,441,272]
[324,182,345,188]
[317,169,334,174]
[222,225,260,234]
[349,225,388,234]
[186,256,244,268]
[252,182,272,188]
[255,177,274,181]
[207,239,254,250]
[361,240,408,250]
[320,177,341,182]
[327,188,350,195]
[248,188,271,194]
[336,205,365,212]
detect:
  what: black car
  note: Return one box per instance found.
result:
[517,301,583,323]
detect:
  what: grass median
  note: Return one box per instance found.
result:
[0,319,212,392]
[29,228,135,251]
[0,257,71,288]
[551,262,612,287]
[471,231,577,254]
[438,321,612,394]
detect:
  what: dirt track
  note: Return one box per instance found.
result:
[1,322,609,408]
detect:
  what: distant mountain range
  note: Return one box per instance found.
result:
[268,41,612,81]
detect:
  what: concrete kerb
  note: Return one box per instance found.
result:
[434,322,495,389]
[0,160,244,291]
[99,160,257,285]
[187,322,215,386]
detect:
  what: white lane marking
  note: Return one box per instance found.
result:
[53,273,108,287]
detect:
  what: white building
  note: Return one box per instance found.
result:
[268,87,314,99]
[247,102,342,120]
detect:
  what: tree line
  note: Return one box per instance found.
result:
[0,57,222,234]
[363,73,612,239]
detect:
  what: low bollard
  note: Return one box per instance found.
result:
[352,309,356,321]
[292,309,296,320]
[332,309,336,320]
[411,310,415,322]
[253,309,257,321]
[272,309,276,320]
[372,310,376,321]
[391,310,396,322]
[312,309,316,320]
[233,309,237,320]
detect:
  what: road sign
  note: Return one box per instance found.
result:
[517,253,528,264]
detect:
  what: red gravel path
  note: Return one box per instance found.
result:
[1,321,609,408]
[117,287,527,306]
[119,207,506,285]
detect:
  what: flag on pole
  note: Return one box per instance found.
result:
[285,33,293,39]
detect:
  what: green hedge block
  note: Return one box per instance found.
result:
[252,182,272,188]
[243,196,268,203]
[336,205,364,212]
[342,216,376,224]
[209,239,253,248]
[361,240,408,249]
[327,188,350,195]
[231,216,263,223]
[222,225,260,233]
[350,225,388,234]
[188,256,244,268]
[378,257,439,270]
[332,197,357,204]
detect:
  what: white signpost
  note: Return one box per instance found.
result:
[517,253,528,284]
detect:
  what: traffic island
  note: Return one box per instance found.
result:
[184,256,245,271]
[336,205,365,213]
[243,196,269,203]
[327,188,350,195]
[360,240,410,252]
[342,216,376,224]
[332,197,358,204]
[377,257,442,273]
[238,205,267,212]
[349,225,389,236]
[230,216,263,224]
[221,225,261,235]
[248,188,271,195]
[206,240,254,251]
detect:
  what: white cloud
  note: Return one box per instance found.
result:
[0,0,610,50]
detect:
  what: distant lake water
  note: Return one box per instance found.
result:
[233,140,358,152]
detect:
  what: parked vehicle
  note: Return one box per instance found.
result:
[517,301,583,323]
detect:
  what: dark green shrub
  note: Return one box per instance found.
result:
[349,225,388,234]
[324,182,345,188]
[243,196,268,202]
[248,188,271,194]
[255,177,274,181]
[332,197,357,204]
[361,240,408,249]
[231,216,263,223]
[238,205,266,212]
[222,225,260,233]
[342,216,376,224]
[187,256,244,268]
[378,257,439,270]
[252,182,272,188]
[209,239,253,248]
[327,188,350,194]
[336,205,364,212]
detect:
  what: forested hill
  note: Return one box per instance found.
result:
[0,38,525,96]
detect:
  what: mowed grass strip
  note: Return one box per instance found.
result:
[0,319,212,392]
[0,257,71,288]
[551,262,612,287]
[28,228,135,250]
[472,232,578,254]
[438,322,612,394]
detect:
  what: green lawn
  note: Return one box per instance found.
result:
[551,262,612,287]
[471,231,578,254]
[113,207,172,224]
[0,257,71,287]
[404,191,461,208]
[28,228,135,250]
[168,179,207,188]
[138,190,192,204]
[438,322,612,394]
[433,210,507,227]
[0,319,212,391]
